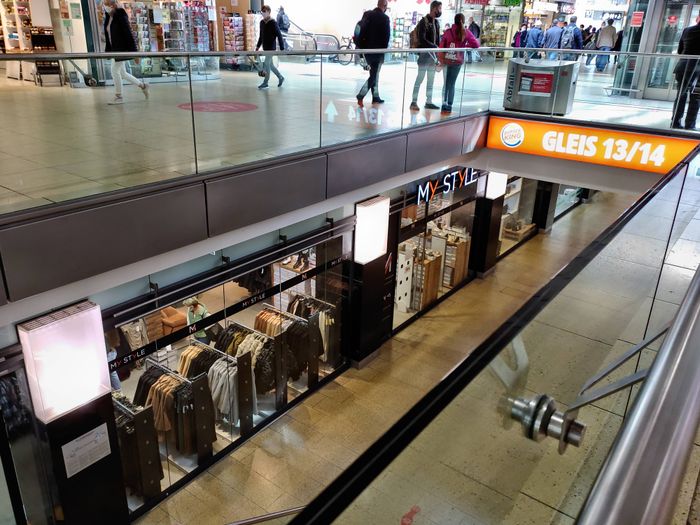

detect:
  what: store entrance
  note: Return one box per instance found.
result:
[644,0,700,101]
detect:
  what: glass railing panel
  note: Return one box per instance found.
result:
[456,47,493,117]
[321,50,405,148]
[0,55,197,213]
[327,164,690,525]
[194,52,321,173]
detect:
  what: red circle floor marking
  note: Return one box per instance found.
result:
[178,101,258,112]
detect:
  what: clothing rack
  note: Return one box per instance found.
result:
[290,292,335,309]
[262,303,308,324]
[191,339,255,437]
[112,397,162,499]
[145,357,199,384]
[226,320,273,340]
[144,357,214,463]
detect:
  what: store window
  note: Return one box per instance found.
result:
[392,167,481,330]
[105,228,351,513]
[555,184,583,218]
[498,177,538,256]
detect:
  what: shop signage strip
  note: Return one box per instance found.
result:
[108,256,347,371]
[487,117,700,175]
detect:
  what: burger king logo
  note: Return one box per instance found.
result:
[501,123,525,148]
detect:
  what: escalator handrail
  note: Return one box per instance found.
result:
[290,154,700,524]
[578,255,700,522]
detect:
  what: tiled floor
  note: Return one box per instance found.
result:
[0,56,683,215]
[134,189,650,525]
[334,165,700,525]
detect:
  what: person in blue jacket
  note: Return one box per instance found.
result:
[525,20,544,59]
[543,19,565,60]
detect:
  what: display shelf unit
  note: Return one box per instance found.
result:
[244,12,261,51]
[482,7,509,58]
[221,12,244,67]
[0,0,32,53]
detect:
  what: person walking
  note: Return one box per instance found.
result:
[672,14,700,129]
[511,23,528,58]
[255,5,285,89]
[585,27,597,65]
[277,6,290,33]
[595,19,617,72]
[356,0,391,107]
[439,13,479,114]
[103,0,149,105]
[525,19,544,58]
[560,16,583,61]
[467,16,481,63]
[410,0,443,111]
[543,18,564,60]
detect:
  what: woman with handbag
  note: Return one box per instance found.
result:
[439,13,479,115]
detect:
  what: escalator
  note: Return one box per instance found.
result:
[290,151,700,524]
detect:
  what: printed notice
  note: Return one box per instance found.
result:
[62,423,111,478]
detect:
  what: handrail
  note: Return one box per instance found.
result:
[0,47,694,61]
[226,505,304,525]
[578,267,700,524]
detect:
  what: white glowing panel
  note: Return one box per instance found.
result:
[486,172,509,200]
[355,196,390,264]
[18,301,110,423]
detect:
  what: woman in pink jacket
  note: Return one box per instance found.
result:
[439,13,479,114]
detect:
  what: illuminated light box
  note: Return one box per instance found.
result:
[486,172,509,200]
[18,301,110,424]
[355,196,390,265]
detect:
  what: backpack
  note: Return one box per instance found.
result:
[353,13,368,48]
[409,19,421,48]
[561,25,576,49]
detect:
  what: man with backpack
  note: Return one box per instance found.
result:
[355,0,391,107]
[543,18,565,60]
[410,0,443,111]
[560,16,583,61]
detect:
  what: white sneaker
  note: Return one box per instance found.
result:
[108,96,124,105]
[141,83,149,99]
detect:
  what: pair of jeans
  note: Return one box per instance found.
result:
[586,52,595,65]
[262,55,283,84]
[412,64,436,104]
[672,66,700,128]
[357,56,383,100]
[111,59,142,96]
[442,64,462,108]
[466,50,481,63]
[547,51,559,60]
[595,46,612,71]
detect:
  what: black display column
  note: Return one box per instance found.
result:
[533,181,560,233]
[470,196,505,277]
[17,302,129,525]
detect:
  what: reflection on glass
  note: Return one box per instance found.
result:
[0,457,15,525]
[498,177,538,256]
[556,184,583,218]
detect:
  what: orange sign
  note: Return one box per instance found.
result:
[487,117,699,175]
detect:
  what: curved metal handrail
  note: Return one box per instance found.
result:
[578,266,700,525]
[0,47,695,61]
[226,505,305,525]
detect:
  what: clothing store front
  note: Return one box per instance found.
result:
[101,216,353,517]
[385,166,484,331]
[498,175,539,257]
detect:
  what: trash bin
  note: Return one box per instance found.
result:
[502,58,580,116]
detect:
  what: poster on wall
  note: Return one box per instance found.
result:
[59,0,69,19]
[70,3,81,19]
[62,423,111,478]
[519,71,554,96]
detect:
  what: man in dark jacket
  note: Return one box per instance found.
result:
[277,6,290,33]
[256,5,286,89]
[410,0,442,111]
[673,14,700,129]
[466,16,481,63]
[356,0,391,107]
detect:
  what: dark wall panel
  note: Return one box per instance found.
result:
[0,186,207,301]
[327,136,407,198]
[406,121,466,172]
[206,156,327,236]
[464,115,489,154]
